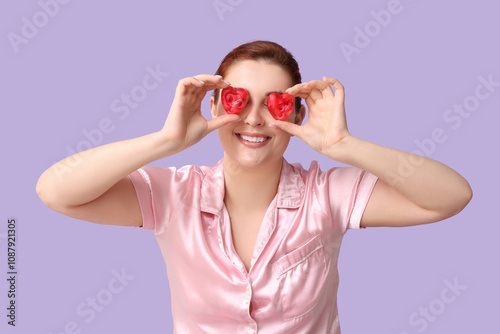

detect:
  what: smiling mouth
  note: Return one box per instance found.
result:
[237,134,271,143]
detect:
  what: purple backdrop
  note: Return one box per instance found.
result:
[2,0,498,333]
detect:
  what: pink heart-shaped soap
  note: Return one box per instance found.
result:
[267,93,294,121]
[221,87,249,114]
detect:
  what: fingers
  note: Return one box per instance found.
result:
[176,74,231,97]
[193,74,231,88]
[286,77,342,103]
[269,119,302,138]
[322,77,345,100]
[206,114,240,133]
[302,82,323,103]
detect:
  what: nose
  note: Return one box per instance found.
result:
[242,103,266,127]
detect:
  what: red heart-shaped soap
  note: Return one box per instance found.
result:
[221,87,249,114]
[267,93,294,121]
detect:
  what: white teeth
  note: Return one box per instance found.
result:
[240,134,268,143]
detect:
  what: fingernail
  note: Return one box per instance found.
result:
[285,87,292,92]
[222,80,231,85]
[215,75,223,78]
[197,79,205,84]
[268,124,277,129]
[231,119,241,123]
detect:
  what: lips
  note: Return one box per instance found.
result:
[239,134,269,143]
[236,132,271,146]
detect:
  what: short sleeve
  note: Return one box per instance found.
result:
[324,166,379,231]
[128,165,194,235]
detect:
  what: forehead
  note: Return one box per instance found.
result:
[223,60,293,95]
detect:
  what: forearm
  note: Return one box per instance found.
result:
[36,131,174,207]
[328,135,473,214]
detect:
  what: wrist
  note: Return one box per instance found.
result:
[324,134,360,165]
[146,130,183,161]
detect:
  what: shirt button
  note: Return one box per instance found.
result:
[249,322,255,329]
[245,288,251,297]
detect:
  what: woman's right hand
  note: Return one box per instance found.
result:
[160,74,240,153]
[37,75,238,227]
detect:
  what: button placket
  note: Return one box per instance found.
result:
[249,203,278,271]
[217,210,250,279]
[245,317,257,333]
[243,280,257,332]
[244,282,252,308]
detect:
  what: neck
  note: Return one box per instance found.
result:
[223,157,283,211]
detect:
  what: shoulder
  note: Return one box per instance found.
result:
[137,161,220,183]
[285,160,377,197]
[286,159,366,180]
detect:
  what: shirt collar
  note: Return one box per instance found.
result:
[200,158,305,215]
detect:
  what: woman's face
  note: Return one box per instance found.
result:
[211,59,304,171]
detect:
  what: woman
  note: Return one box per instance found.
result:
[36,40,472,333]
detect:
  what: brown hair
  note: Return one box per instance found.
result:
[213,40,302,113]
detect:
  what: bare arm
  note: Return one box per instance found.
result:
[36,75,239,227]
[36,132,172,227]
[271,77,472,227]
[331,136,472,227]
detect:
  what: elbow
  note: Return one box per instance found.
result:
[36,175,65,211]
[36,175,48,205]
[456,183,473,214]
[36,177,54,209]
[441,183,473,220]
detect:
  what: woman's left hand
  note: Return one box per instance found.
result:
[270,77,351,157]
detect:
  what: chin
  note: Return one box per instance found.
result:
[219,134,289,171]
[225,152,283,172]
[231,156,267,169]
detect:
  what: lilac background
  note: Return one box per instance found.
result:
[2,0,499,333]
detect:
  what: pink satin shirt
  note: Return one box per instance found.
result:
[129,158,378,333]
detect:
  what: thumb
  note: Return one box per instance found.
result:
[269,120,303,138]
[206,114,241,133]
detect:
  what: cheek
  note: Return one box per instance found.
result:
[273,129,293,143]
[218,121,236,138]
